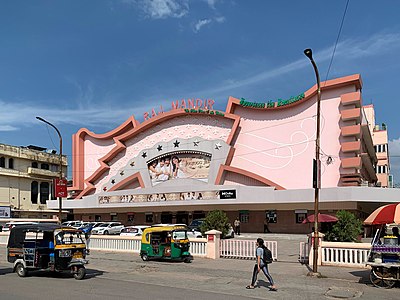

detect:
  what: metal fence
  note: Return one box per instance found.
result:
[220,239,278,260]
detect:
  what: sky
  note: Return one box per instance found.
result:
[0,0,399,184]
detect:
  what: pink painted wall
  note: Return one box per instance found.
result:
[230,86,355,189]
[83,115,233,193]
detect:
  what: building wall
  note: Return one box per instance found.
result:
[0,143,68,217]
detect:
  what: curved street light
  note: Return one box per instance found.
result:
[304,48,322,276]
[36,116,63,223]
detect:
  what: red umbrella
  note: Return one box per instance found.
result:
[363,203,400,225]
[302,213,338,224]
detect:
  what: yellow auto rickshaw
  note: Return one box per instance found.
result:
[7,224,88,279]
[140,225,193,263]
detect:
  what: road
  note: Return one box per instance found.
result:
[1,235,400,300]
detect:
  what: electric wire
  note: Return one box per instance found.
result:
[323,0,350,85]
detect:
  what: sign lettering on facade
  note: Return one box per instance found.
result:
[143,98,216,120]
[239,93,305,109]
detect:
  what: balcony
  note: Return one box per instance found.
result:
[27,167,60,178]
[341,157,362,169]
[341,124,361,137]
[0,167,20,176]
[341,108,361,122]
[341,91,361,107]
[341,141,361,153]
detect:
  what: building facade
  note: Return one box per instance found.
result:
[364,104,391,187]
[47,74,399,233]
[0,144,67,218]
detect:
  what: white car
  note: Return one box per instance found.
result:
[187,228,203,239]
[120,225,150,236]
[92,222,124,235]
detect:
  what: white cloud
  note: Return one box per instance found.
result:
[215,16,225,23]
[0,125,18,132]
[194,18,212,32]
[137,0,189,19]
[204,0,218,9]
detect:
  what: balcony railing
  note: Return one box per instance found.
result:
[27,167,60,178]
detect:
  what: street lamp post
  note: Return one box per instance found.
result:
[36,117,63,224]
[304,48,321,275]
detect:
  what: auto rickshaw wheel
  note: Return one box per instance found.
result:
[370,266,396,289]
[184,257,192,263]
[141,254,149,261]
[73,266,86,280]
[15,263,27,277]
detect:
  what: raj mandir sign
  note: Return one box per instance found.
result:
[144,98,215,120]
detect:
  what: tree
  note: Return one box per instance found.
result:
[200,210,230,237]
[324,210,363,242]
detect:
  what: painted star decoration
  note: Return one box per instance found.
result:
[157,145,163,151]
[120,171,124,176]
[215,143,222,150]
[130,161,135,167]
[142,152,147,158]
[173,140,180,148]
[111,179,115,184]
[193,140,199,147]
[103,187,107,191]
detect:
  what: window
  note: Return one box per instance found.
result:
[95,215,101,221]
[0,157,5,168]
[50,164,59,172]
[111,215,118,221]
[295,210,308,224]
[374,144,388,153]
[239,211,249,223]
[31,181,38,204]
[41,163,49,170]
[376,165,388,174]
[145,213,153,223]
[40,182,50,204]
[8,158,14,169]
[266,210,277,223]
[32,162,38,168]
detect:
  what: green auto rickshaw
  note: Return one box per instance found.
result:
[140,225,193,263]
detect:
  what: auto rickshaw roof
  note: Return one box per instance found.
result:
[144,225,187,233]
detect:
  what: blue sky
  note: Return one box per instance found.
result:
[0,0,399,184]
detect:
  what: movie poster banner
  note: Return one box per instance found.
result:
[147,153,211,186]
[99,190,231,204]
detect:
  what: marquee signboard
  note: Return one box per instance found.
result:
[147,152,211,186]
[98,189,237,204]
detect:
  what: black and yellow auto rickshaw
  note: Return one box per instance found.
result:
[140,225,193,263]
[7,224,88,280]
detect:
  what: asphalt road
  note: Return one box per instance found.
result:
[1,236,400,300]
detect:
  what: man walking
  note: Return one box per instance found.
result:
[234,217,241,236]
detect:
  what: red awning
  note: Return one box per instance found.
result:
[363,203,400,225]
[302,213,338,224]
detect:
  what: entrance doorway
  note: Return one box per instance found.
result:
[161,213,172,224]
[176,212,189,225]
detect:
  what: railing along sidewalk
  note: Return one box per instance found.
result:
[220,239,278,261]
[321,241,371,268]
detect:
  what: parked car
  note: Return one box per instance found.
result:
[188,219,234,239]
[187,228,203,239]
[61,221,84,228]
[120,225,150,236]
[188,219,204,231]
[92,222,124,235]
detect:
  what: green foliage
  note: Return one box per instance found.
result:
[324,210,363,242]
[200,210,230,237]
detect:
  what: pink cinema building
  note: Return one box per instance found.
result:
[48,74,397,233]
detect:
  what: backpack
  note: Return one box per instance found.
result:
[262,246,273,264]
